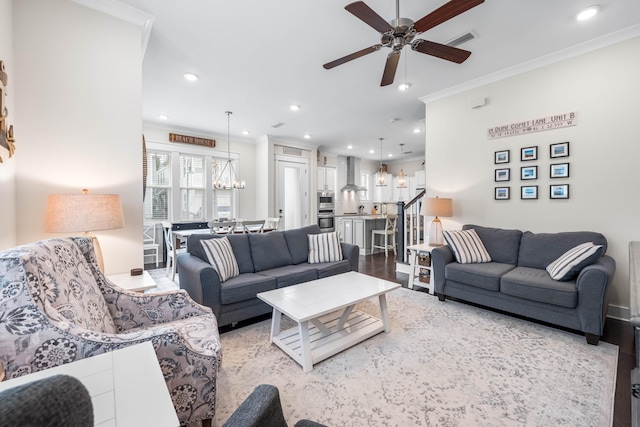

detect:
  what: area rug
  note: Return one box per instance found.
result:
[213,287,617,427]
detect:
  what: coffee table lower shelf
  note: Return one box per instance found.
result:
[271,309,384,372]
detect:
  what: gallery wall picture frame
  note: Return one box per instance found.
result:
[521,166,538,180]
[550,163,570,178]
[495,187,510,200]
[521,185,538,199]
[494,150,510,164]
[495,168,510,182]
[550,141,570,158]
[550,184,570,199]
[521,146,538,161]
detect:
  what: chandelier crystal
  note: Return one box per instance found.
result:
[376,137,387,187]
[213,111,245,190]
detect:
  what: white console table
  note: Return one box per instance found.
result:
[0,342,178,426]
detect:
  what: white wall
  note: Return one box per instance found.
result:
[13,0,143,274]
[423,36,640,319]
[0,0,16,250]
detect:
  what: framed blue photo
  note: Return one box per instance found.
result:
[521,146,538,161]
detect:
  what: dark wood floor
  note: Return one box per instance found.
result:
[357,252,634,427]
[154,252,635,426]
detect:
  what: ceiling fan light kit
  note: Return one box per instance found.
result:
[323,0,484,86]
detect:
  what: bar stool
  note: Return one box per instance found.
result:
[371,214,398,257]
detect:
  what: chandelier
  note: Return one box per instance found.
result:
[376,137,387,187]
[397,143,407,188]
[213,111,245,190]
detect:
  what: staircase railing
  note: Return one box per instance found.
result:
[396,189,426,263]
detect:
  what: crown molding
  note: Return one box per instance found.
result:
[70,0,154,59]
[421,23,640,104]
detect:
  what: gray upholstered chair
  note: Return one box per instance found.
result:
[222,384,328,427]
[0,374,93,427]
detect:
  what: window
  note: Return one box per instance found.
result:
[360,172,370,201]
[180,154,205,221]
[144,151,171,220]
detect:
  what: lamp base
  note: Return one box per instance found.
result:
[428,217,444,246]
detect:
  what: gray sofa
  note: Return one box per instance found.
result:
[177,224,359,327]
[432,224,616,345]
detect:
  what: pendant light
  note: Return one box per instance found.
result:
[397,143,407,188]
[376,137,387,187]
[213,111,245,190]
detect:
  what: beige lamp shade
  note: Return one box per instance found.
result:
[421,197,453,218]
[45,193,124,233]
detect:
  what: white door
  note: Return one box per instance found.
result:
[276,157,309,230]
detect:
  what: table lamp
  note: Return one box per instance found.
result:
[45,189,124,271]
[421,196,453,246]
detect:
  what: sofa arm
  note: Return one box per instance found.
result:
[431,245,454,295]
[341,242,360,272]
[177,252,224,319]
[576,254,616,336]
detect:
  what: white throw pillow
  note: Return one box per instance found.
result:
[200,237,239,282]
[443,229,492,264]
[308,232,343,264]
[546,242,603,281]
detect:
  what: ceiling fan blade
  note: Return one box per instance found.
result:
[381,51,401,86]
[413,0,484,33]
[323,45,382,70]
[412,39,471,63]
[345,1,394,34]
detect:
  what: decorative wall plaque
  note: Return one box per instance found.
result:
[0,61,16,163]
[487,112,577,140]
[169,133,215,148]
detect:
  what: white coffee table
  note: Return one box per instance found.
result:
[257,271,400,373]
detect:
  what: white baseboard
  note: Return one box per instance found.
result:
[607,304,630,322]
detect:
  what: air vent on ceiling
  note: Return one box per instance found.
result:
[446,30,477,48]
[271,122,285,128]
[283,147,303,156]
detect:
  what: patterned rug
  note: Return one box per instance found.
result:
[212,287,617,427]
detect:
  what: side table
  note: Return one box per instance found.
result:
[407,243,439,295]
[106,270,157,292]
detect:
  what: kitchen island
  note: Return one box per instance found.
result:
[336,214,389,255]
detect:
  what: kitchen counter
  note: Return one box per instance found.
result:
[336,215,390,255]
[334,214,388,219]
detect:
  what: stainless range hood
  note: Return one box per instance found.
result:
[340,156,364,192]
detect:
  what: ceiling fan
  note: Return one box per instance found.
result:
[323,0,484,86]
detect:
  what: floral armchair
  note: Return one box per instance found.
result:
[0,237,222,426]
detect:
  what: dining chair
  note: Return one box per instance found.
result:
[242,220,265,234]
[265,217,281,231]
[371,214,398,257]
[208,220,236,234]
[143,223,159,267]
[162,221,186,281]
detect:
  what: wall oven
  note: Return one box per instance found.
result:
[318,209,335,232]
[318,191,335,209]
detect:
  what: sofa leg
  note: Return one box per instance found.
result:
[202,418,212,427]
[585,333,600,346]
[437,293,445,302]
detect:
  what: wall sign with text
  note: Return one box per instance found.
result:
[487,112,577,140]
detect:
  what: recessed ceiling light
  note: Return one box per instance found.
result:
[183,73,199,81]
[304,133,311,139]
[242,130,250,135]
[413,128,421,133]
[158,114,168,120]
[388,154,393,158]
[398,83,411,91]
[576,5,600,21]
[369,149,375,154]
[347,145,353,149]
[290,104,301,111]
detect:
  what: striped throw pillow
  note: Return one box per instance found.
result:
[200,237,239,282]
[308,232,343,264]
[443,229,492,264]
[546,242,603,281]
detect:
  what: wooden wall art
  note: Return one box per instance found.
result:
[0,60,16,163]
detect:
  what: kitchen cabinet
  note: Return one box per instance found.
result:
[337,216,387,255]
[318,166,336,192]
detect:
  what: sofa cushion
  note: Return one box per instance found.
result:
[283,224,322,264]
[501,267,578,308]
[188,234,254,274]
[445,262,515,291]
[444,229,491,264]
[463,224,522,265]
[546,242,604,281]
[256,264,318,288]
[219,273,277,305]
[308,232,343,263]
[315,260,352,278]
[200,237,239,282]
[249,232,293,272]
[517,231,608,270]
